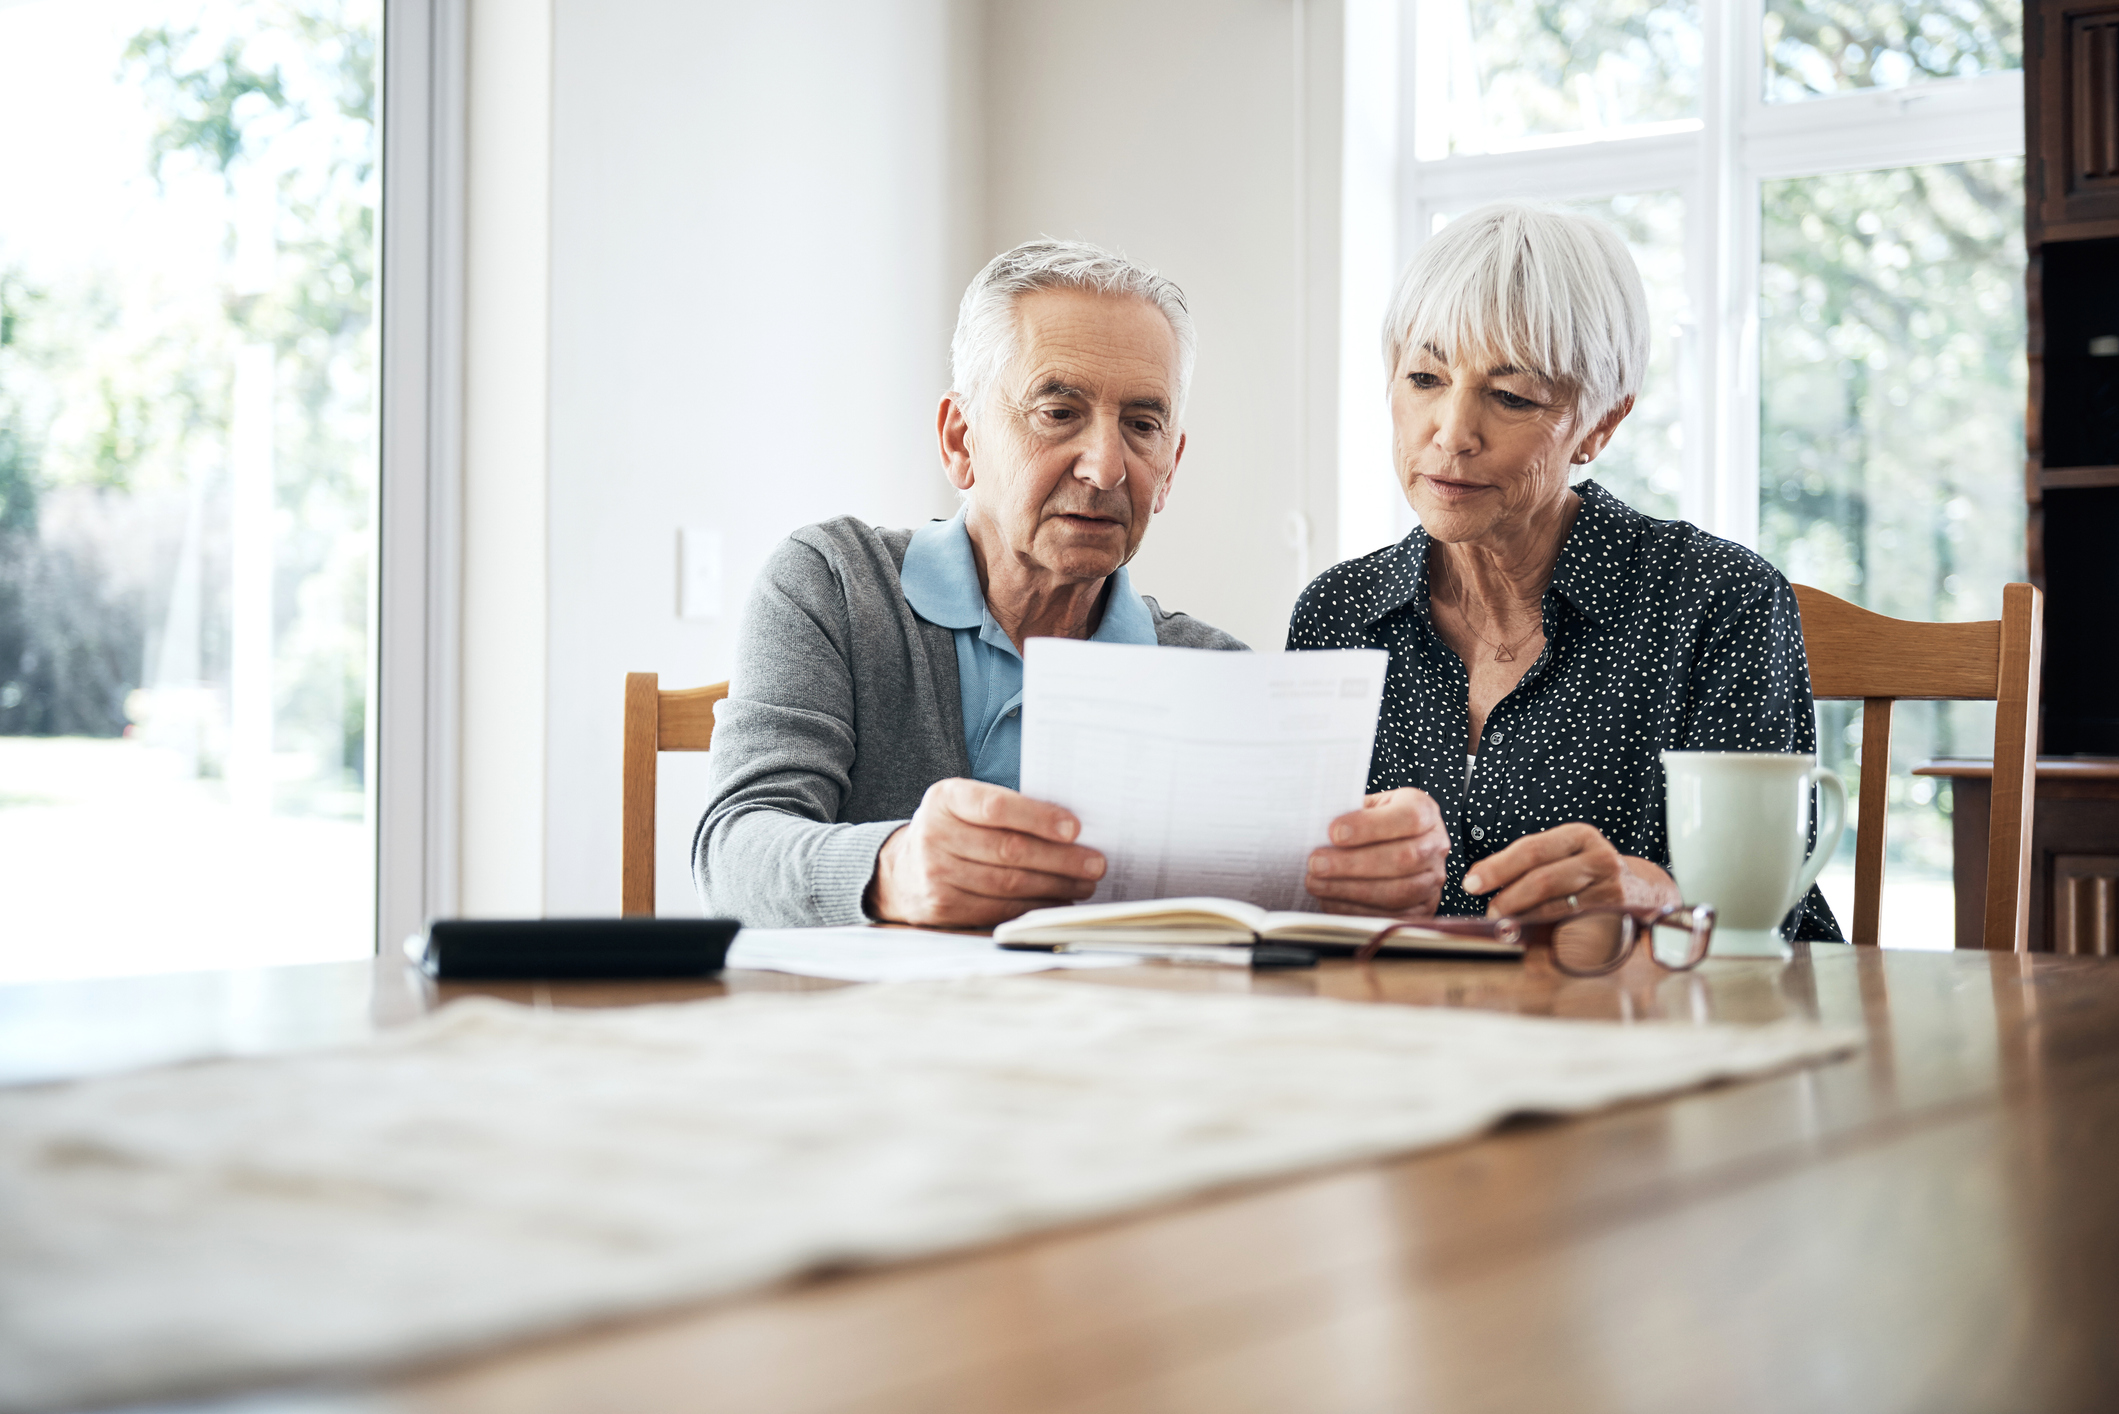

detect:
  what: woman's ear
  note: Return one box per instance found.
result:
[937,394,976,492]
[1571,395,1636,465]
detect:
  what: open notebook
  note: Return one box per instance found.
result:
[994,898,1524,957]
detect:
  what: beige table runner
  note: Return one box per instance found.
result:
[0,977,1857,1412]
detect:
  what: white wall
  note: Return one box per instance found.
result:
[983,0,1343,657]
[462,0,1347,915]
[459,0,552,917]
[541,0,978,913]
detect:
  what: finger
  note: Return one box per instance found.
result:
[1460,823,1598,896]
[1310,870,1445,913]
[930,778,1081,843]
[922,888,1086,929]
[1486,855,1622,921]
[1308,835,1448,882]
[926,810,1106,881]
[935,856,1102,904]
[1326,788,1442,848]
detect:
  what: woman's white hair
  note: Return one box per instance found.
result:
[1381,203,1649,422]
[950,239,1196,424]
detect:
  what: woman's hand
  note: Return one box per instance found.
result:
[1460,822,1680,920]
[1306,788,1451,916]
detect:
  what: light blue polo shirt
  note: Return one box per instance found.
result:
[899,509,1158,791]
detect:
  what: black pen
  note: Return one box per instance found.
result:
[1049,940,1318,969]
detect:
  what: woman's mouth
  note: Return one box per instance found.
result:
[1421,475,1490,499]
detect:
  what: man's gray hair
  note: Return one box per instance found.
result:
[1381,203,1649,422]
[950,239,1196,424]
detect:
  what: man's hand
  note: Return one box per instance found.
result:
[867,778,1106,927]
[1459,822,1681,921]
[1305,788,1451,917]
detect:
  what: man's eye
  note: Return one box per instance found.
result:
[1407,371,1442,389]
[1128,420,1162,436]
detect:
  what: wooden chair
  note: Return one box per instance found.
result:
[1793,583,2042,951]
[621,674,731,916]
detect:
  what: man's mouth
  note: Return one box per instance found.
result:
[1054,511,1123,526]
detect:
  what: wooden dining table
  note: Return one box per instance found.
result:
[6,942,2119,1414]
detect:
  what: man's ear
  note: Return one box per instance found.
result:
[1151,431,1186,514]
[938,394,976,492]
[1572,395,1635,465]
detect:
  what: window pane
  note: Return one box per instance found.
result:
[1757,159,2027,949]
[1555,191,1686,520]
[0,0,380,981]
[1763,0,2023,102]
[1414,0,1702,158]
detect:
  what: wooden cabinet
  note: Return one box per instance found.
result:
[2027,2,2119,757]
[1917,758,2119,951]
[2029,1,2119,239]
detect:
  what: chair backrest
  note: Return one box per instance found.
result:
[622,673,731,916]
[1792,582,2043,951]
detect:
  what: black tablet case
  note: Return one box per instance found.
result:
[421,918,739,979]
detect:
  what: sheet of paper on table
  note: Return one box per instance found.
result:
[1020,640,1389,911]
[726,927,1139,982]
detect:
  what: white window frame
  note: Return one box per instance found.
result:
[375,0,466,952]
[1338,0,2025,560]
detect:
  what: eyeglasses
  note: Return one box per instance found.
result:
[1355,903,1717,977]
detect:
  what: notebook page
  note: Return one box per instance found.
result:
[1020,641,1388,911]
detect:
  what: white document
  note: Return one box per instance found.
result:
[727,927,1138,982]
[1020,640,1389,911]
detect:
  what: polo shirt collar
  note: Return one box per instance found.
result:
[900,509,988,630]
[901,507,1159,646]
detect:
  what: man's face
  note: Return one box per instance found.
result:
[945,288,1186,586]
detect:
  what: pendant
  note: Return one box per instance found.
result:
[1495,644,1517,662]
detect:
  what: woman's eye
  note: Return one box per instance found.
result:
[1407,371,1442,389]
[1495,391,1535,410]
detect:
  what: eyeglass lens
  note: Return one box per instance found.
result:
[1648,917,1705,968]
[1550,912,1633,974]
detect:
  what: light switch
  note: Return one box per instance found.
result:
[679,527,723,621]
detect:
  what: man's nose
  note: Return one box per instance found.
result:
[1071,412,1129,491]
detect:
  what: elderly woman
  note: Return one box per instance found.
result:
[1291,204,1840,941]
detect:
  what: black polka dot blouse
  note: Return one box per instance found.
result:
[1287,479,1843,941]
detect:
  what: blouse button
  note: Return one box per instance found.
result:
[1490,731,1502,743]
[1471,825,1486,841]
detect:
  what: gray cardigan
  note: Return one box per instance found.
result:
[692,516,1248,926]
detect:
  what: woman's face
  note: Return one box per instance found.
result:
[1389,341,1628,545]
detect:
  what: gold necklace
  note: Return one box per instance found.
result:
[1442,583,1542,663]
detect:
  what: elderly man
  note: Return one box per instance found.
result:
[695,240,1449,928]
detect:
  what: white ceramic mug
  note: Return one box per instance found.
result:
[1661,751,1848,958]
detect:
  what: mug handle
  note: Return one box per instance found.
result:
[1789,767,1849,909]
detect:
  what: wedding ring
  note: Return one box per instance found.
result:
[1566,893,1580,910]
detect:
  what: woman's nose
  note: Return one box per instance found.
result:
[1431,386,1482,456]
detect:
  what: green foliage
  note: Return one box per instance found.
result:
[1765,0,2022,99]
[1452,0,1701,147]
[1,0,377,782]
[123,27,291,183]
[1759,157,2026,874]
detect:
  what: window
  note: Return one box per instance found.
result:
[1368,0,2027,947]
[0,0,382,980]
